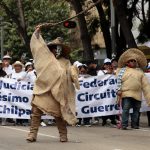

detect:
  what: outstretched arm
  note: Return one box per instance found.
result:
[34,25,42,39]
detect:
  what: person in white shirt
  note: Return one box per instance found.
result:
[111,58,118,73]
[10,61,26,81]
[2,55,13,76]
[24,62,36,83]
[9,61,27,125]
[76,63,92,127]
[2,60,25,126]
[97,58,117,126]
[97,58,114,76]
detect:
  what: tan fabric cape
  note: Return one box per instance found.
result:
[30,31,79,125]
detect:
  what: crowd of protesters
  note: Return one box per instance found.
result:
[0,53,150,128]
[0,54,36,126]
[73,56,150,129]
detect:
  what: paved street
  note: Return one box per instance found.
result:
[0,116,150,150]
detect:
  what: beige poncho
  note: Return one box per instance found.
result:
[30,31,79,125]
[116,67,150,106]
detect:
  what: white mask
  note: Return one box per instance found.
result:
[56,45,62,58]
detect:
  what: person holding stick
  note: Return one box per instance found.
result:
[26,26,79,142]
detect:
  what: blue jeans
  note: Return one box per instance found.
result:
[122,97,141,127]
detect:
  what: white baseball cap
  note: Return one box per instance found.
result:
[104,58,111,64]
[73,61,82,67]
[25,62,32,67]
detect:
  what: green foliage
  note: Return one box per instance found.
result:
[0,0,70,60]
[70,48,84,62]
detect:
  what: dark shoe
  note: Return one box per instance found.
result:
[102,121,107,126]
[111,121,117,125]
[60,136,68,142]
[122,126,127,130]
[26,136,36,142]
[131,126,139,129]
[76,123,81,127]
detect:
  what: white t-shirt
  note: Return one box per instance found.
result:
[97,70,107,76]
[3,65,14,76]
[25,70,36,83]
[10,71,27,80]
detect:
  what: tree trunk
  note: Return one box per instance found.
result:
[114,0,137,49]
[93,0,112,59]
[17,0,26,30]
[70,0,94,61]
[16,0,30,53]
[115,19,126,58]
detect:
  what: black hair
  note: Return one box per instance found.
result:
[78,65,88,70]
[47,45,57,51]
[104,62,111,65]
[111,58,118,63]
[25,65,33,71]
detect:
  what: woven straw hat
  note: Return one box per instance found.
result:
[118,48,147,69]
[13,61,24,68]
[47,37,71,56]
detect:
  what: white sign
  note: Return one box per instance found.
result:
[76,75,119,118]
[0,73,150,119]
[0,78,33,119]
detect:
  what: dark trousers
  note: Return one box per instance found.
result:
[83,117,91,125]
[102,115,116,125]
[147,111,150,126]
[77,117,91,125]
[122,97,141,128]
[131,112,140,127]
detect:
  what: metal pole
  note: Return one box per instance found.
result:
[110,0,116,57]
[1,25,4,60]
[0,17,4,60]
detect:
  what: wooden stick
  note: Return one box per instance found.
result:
[36,0,101,29]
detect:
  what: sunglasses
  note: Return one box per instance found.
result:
[128,59,136,63]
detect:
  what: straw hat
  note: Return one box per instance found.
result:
[47,37,71,56]
[13,61,24,68]
[118,48,147,69]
